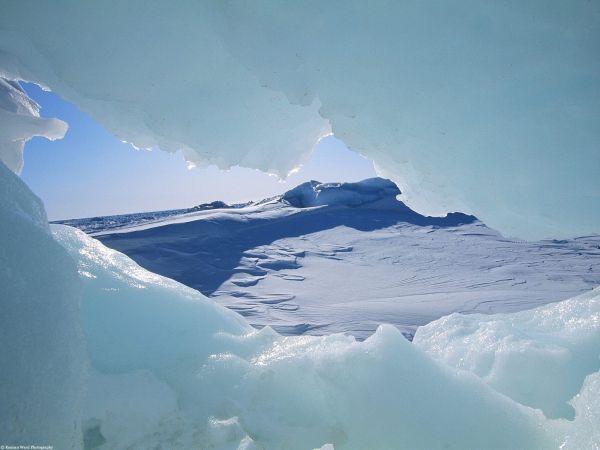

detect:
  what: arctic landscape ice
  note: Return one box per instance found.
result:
[1,1,600,449]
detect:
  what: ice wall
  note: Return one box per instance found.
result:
[0,1,598,238]
[0,161,84,448]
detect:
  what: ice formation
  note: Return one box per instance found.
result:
[1,1,599,238]
[0,158,597,448]
[44,224,568,449]
[0,1,599,448]
[414,288,600,421]
[0,78,67,173]
[0,161,84,448]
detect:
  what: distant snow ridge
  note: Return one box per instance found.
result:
[94,177,599,341]
[282,178,401,208]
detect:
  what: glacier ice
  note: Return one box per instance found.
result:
[0,1,599,238]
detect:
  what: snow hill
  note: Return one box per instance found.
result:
[67,177,600,340]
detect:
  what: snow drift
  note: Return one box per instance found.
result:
[1,1,599,238]
[91,179,598,341]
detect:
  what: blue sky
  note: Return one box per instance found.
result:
[21,83,376,220]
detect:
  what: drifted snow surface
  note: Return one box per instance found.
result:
[87,178,600,340]
[1,163,600,448]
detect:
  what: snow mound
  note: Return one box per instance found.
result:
[1,2,599,238]
[92,182,597,340]
[282,177,401,208]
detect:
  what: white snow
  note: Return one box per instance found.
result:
[1,1,599,238]
[96,179,600,340]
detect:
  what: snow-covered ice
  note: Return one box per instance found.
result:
[93,178,600,340]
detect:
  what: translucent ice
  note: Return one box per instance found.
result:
[0,78,67,174]
[414,287,600,420]
[0,1,599,447]
[1,1,598,238]
[0,161,84,448]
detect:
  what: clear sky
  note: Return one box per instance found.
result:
[21,83,376,220]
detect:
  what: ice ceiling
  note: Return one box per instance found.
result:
[0,0,599,238]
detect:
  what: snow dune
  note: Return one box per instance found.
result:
[93,178,600,340]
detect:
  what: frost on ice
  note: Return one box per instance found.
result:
[1,0,599,238]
